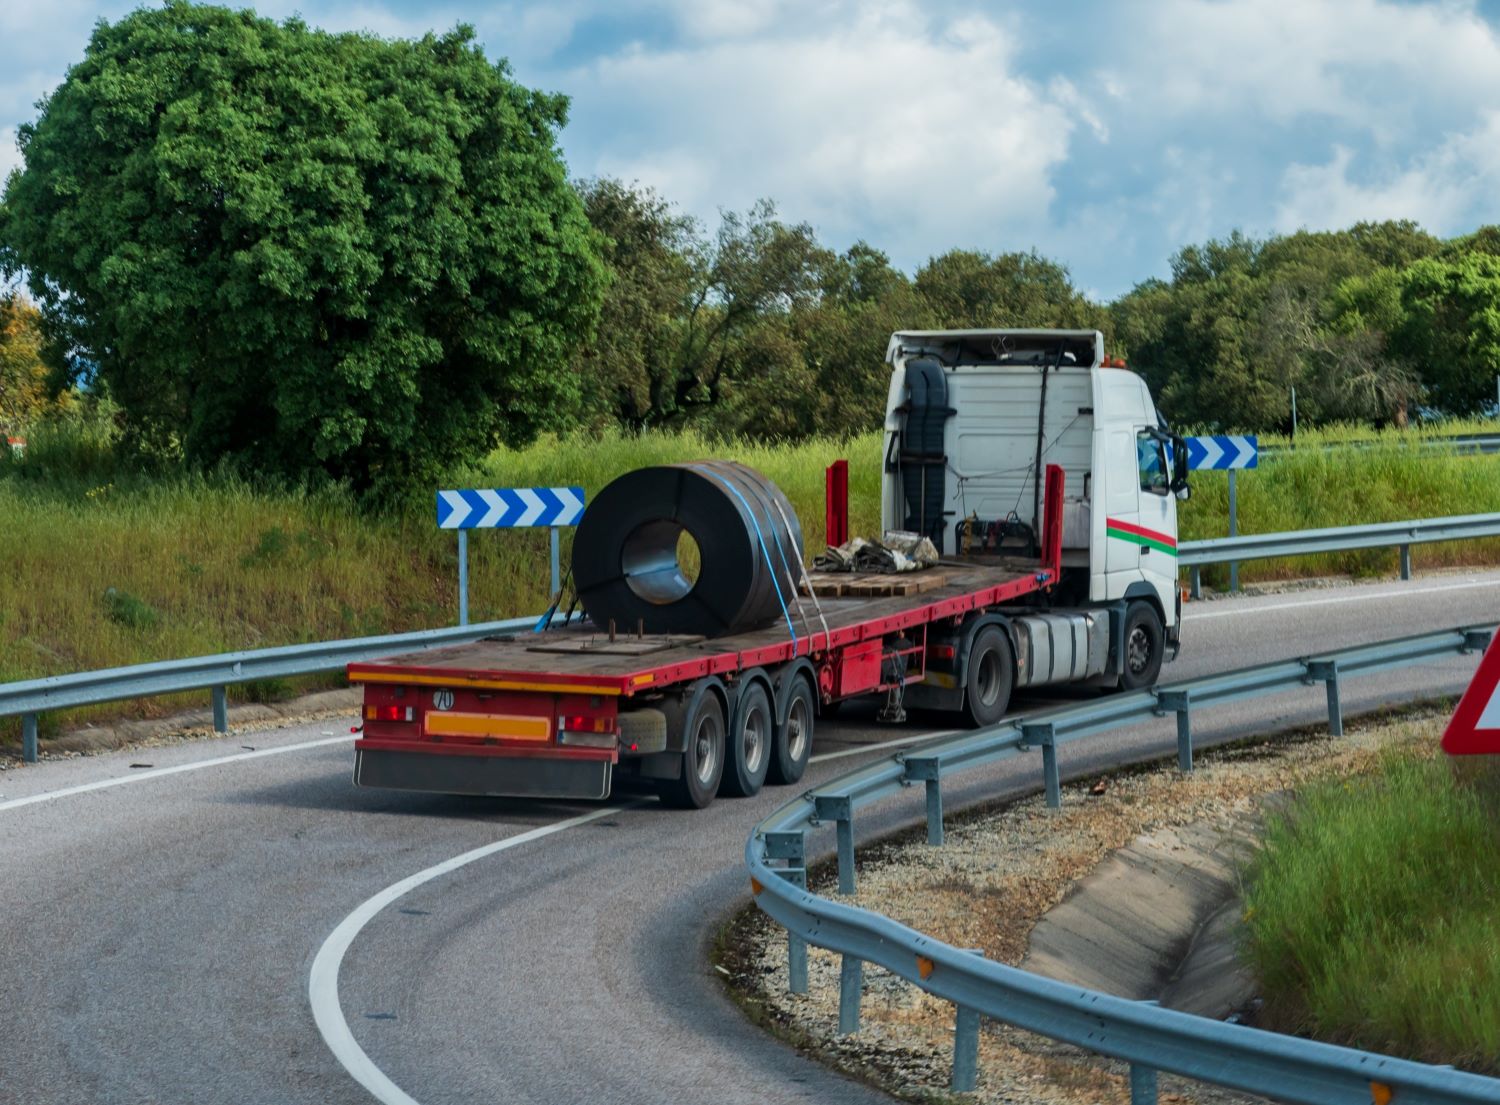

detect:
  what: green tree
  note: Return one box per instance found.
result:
[1114,223,1440,429]
[1390,254,1500,414]
[0,2,603,490]
[570,178,700,430]
[913,248,1105,331]
[0,291,51,433]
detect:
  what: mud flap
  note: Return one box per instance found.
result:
[354,748,612,800]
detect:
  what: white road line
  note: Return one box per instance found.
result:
[309,805,629,1105]
[308,729,951,1104]
[1183,577,1500,621]
[0,735,350,813]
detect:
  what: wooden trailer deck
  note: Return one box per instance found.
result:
[348,560,1052,698]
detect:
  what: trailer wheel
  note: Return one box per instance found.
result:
[721,680,773,797]
[767,675,815,786]
[1119,601,1165,691]
[963,625,1014,728]
[659,691,726,809]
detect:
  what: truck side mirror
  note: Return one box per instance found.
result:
[1169,433,1190,496]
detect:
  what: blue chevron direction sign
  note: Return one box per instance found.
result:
[1185,435,1258,470]
[436,486,586,529]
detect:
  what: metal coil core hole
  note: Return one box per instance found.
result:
[621,520,702,605]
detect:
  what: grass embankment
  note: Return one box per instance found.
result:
[1242,753,1500,1071]
[1182,435,1500,588]
[0,429,882,740]
[2,418,1498,741]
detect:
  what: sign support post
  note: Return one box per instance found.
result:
[1228,469,1239,593]
[458,530,469,627]
[437,487,586,627]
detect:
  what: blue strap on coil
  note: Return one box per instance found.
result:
[692,465,799,652]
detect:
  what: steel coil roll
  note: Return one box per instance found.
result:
[572,461,805,638]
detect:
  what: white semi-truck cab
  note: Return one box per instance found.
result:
[881,328,1189,696]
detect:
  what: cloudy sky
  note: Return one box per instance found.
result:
[5,0,1500,298]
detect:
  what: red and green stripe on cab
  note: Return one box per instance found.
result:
[1106,518,1177,557]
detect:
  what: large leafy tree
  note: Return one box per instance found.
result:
[570,177,700,430]
[0,2,604,489]
[913,248,1106,332]
[1389,254,1500,414]
[0,291,49,432]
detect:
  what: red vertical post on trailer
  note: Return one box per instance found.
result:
[825,459,849,548]
[1042,464,1065,578]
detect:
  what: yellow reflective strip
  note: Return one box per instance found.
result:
[352,670,621,696]
[632,673,656,686]
[423,712,552,741]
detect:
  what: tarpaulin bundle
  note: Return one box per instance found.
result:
[572,461,805,638]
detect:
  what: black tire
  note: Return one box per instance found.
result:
[721,680,773,798]
[659,688,726,809]
[963,625,1014,728]
[1119,601,1165,690]
[767,674,815,786]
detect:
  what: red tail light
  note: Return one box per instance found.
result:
[560,715,616,734]
[932,644,956,660]
[366,705,414,722]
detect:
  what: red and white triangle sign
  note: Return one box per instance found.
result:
[1442,633,1500,755]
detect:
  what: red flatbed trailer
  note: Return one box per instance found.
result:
[347,469,1065,805]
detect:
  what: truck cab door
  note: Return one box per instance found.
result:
[1102,427,1178,584]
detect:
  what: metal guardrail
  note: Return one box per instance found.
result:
[1260,430,1500,458]
[0,616,536,764]
[746,624,1499,1105]
[1179,511,1500,597]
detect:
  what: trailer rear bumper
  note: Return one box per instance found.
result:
[354,740,613,800]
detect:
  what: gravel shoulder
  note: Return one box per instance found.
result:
[719,706,1449,1105]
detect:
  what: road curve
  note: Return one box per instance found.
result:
[2,572,1497,1105]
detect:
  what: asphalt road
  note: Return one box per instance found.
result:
[2,572,1497,1105]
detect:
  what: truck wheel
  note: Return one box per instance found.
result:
[659,691,726,809]
[767,675,815,786]
[963,625,1014,727]
[721,681,773,797]
[1119,601,1165,690]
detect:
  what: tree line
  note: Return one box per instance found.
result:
[1,3,1497,494]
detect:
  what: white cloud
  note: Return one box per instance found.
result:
[561,3,1086,264]
[0,127,21,186]
[1125,0,1500,133]
[1276,112,1500,234]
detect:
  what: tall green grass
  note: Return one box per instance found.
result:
[1241,753,1500,1071]
[1182,442,1500,586]
[3,421,1499,738]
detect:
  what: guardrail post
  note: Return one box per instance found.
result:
[1021,723,1060,809]
[1400,543,1412,581]
[1128,1062,1158,1104]
[903,756,944,845]
[22,712,38,763]
[1189,565,1201,600]
[951,948,985,1092]
[952,1004,979,1091]
[764,831,809,994]
[1306,660,1343,737]
[1155,690,1192,772]
[814,795,857,893]
[211,685,228,733]
[838,954,863,1034]
[1464,628,1494,653]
